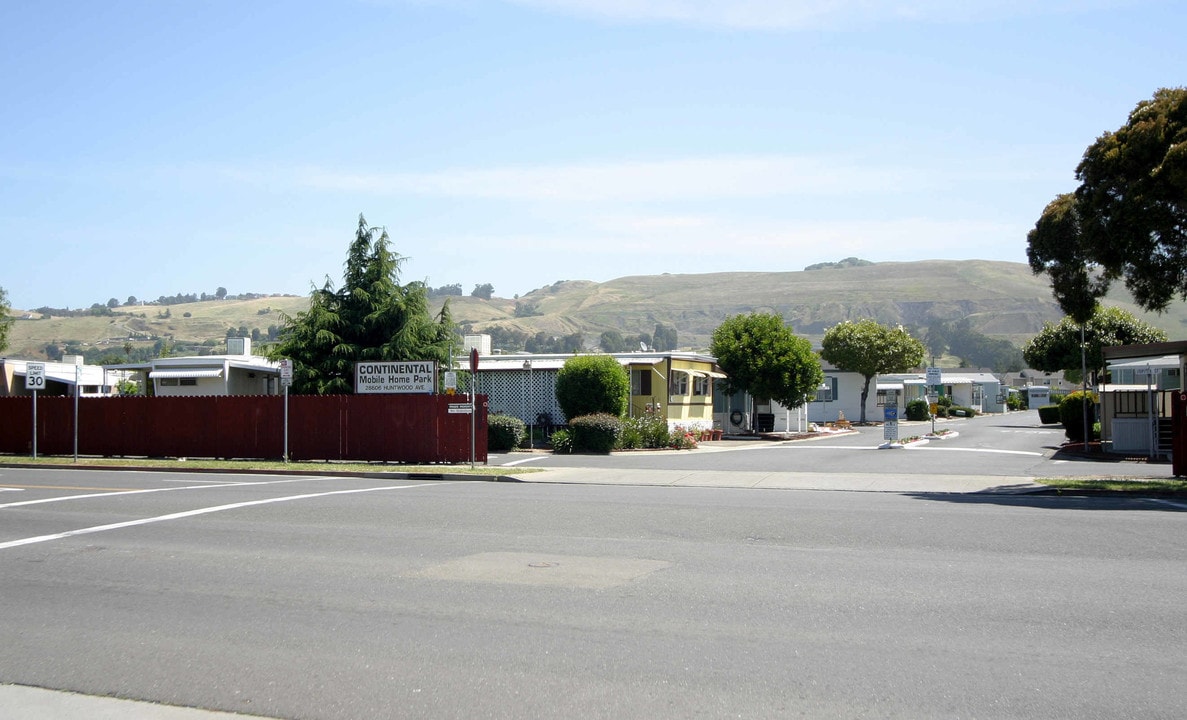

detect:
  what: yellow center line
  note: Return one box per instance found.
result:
[0,484,143,492]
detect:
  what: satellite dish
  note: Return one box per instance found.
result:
[640,342,647,351]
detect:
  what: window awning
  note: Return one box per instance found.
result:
[149,369,224,379]
[703,371,727,379]
[671,368,703,377]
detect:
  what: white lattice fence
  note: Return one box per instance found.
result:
[476,371,563,426]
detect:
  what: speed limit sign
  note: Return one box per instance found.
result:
[25,363,46,391]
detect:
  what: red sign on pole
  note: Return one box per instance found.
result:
[470,348,479,373]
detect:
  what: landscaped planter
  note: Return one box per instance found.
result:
[924,430,959,440]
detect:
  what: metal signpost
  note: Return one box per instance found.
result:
[470,348,479,469]
[926,366,942,435]
[26,363,45,459]
[279,359,293,462]
[72,357,81,463]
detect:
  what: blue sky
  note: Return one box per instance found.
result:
[2,0,1184,310]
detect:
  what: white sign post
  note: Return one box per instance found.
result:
[883,406,899,443]
[279,359,293,463]
[26,363,45,459]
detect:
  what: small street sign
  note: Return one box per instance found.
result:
[448,403,473,414]
[883,406,898,421]
[25,363,46,391]
[926,367,942,386]
[883,419,899,441]
[279,359,293,387]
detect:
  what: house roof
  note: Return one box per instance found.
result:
[465,351,722,374]
[107,354,279,375]
[1106,354,1180,370]
[2,358,115,386]
[1103,341,1187,361]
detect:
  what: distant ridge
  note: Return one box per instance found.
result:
[6,260,1186,359]
[448,260,1187,348]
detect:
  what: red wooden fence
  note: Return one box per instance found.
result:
[0,395,487,464]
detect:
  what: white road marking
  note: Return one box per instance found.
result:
[501,455,550,467]
[0,488,23,493]
[780,445,1043,456]
[917,447,1045,457]
[0,482,450,550]
[0,476,346,510]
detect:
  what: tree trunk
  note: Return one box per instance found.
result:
[859,375,872,424]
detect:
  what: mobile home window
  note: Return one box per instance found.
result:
[670,372,689,396]
[693,375,710,396]
[632,369,652,395]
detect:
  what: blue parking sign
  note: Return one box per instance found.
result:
[884,406,898,421]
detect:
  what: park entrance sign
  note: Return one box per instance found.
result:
[355,361,436,394]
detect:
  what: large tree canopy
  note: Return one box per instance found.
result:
[273,215,457,394]
[1028,87,1187,314]
[710,313,823,410]
[1022,305,1167,384]
[820,319,925,424]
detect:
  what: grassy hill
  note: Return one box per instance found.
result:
[6,260,1187,360]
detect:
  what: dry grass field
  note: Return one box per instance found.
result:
[6,260,1185,359]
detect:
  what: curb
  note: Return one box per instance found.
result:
[0,462,516,484]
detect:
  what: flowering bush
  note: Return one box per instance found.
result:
[619,407,672,449]
[670,425,698,450]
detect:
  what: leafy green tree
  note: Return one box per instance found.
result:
[653,323,678,351]
[820,319,926,423]
[560,332,584,353]
[272,214,457,394]
[554,355,629,421]
[1027,87,1187,314]
[215,286,228,300]
[924,320,949,360]
[599,330,628,352]
[710,313,824,410]
[471,283,494,300]
[1022,306,1167,384]
[1026,193,1099,324]
[0,286,12,353]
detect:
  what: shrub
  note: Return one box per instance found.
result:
[1006,393,1025,411]
[569,413,623,453]
[1037,404,1061,424]
[549,429,572,454]
[670,425,698,450]
[619,409,671,449]
[1059,390,1099,442]
[905,399,930,421]
[949,406,978,417]
[555,355,630,421]
[487,414,526,452]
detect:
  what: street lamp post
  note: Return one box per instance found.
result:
[523,359,533,449]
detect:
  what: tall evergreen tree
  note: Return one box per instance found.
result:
[0,286,12,354]
[273,215,457,394]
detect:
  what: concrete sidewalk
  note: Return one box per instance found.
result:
[0,684,279,720]
[509,466,1044,493]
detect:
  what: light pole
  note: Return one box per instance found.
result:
[523,359,533,449]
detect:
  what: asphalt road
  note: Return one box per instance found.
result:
[1,465,1185,719]
[494,409,1177,480]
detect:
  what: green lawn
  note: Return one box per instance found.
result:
[1038,477,1187,495]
